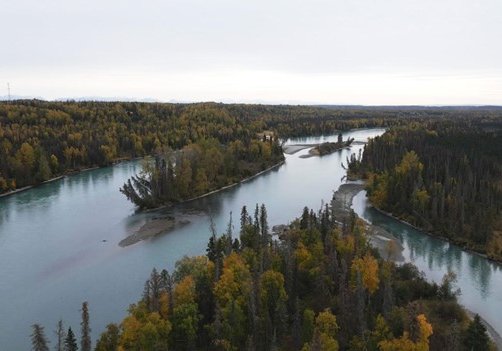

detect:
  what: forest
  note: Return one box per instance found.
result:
[30,203,494,351]
[17,103,502,350]
[3,100,500,194]
[120,137,284,209]
[0,100,391,193]
[348,120,502,261]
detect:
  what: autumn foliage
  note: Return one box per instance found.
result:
[89,201,484,350]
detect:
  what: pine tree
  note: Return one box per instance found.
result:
[80,302,91,351]
[64,327,78,351]
[30,324,49,351]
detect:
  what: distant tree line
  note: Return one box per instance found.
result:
[350,120,502,261]
[4,100,499,193]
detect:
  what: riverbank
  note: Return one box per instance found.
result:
[0,175,66,198]
[282,143,319,155]
[332,182,404,261]
[184,160,285,203]
[369,203,502,265]
[119,215,191,247]
[283,143,351,159]
[300,145,352,159]
[465,309,502,350]
[122,160,286,245]
[283,140,365,158]
[353,184,502,347]
[0,157,144,199]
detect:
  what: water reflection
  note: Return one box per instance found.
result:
[0,163,124,224]
[352,190,502,333]
[2,181,62,208]
[467,254,492,298]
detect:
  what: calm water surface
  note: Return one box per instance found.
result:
[1,128,500,349]
[0,129,379,349]
[352,191,502,335]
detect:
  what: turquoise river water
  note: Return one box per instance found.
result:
[0,128,500,349]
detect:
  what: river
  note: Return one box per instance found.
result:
[352,190,502,338]
[0,128,500,349]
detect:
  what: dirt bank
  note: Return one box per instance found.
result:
[332,183,404,261]
[282,144,318,155]
[119,215,190,247]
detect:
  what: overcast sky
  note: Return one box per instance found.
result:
[2,0,502,105]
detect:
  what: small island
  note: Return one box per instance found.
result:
[312,137,354,155]
[120,136,285,209]
[303,133,355,158]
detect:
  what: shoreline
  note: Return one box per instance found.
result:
[143,159,286,214]
[300,145,352,159]
[369,201,502,265]
[185,160,286,203]
[332,182,405,261]
[465,309,502,350]
[119,215,191,247]
[283,143,356,158]
[282,144,319,155]
[122,160,286,244]
[0,157,144,199]
[350,184,502,345]
[0,175,66,198]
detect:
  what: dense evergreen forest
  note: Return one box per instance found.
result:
[31,203,494,351]
[3,99,500,194]
[350,120,502,261]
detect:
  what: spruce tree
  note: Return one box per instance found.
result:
[64,327,78,351]
[30,324,49,351]
[240,205,249,232]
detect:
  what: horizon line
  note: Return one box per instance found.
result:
[1,96,501,108]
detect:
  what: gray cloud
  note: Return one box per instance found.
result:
[2,0,502,104]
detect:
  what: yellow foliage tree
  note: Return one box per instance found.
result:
[378,314,433,351]
[213,253,252,307]
[119,305,171,351]
[174,276,197,306]
[159,292,169,320]
[336,235,355,257]
[302,309,339,351]
[367,172,389,209]
[351,254,380,294]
